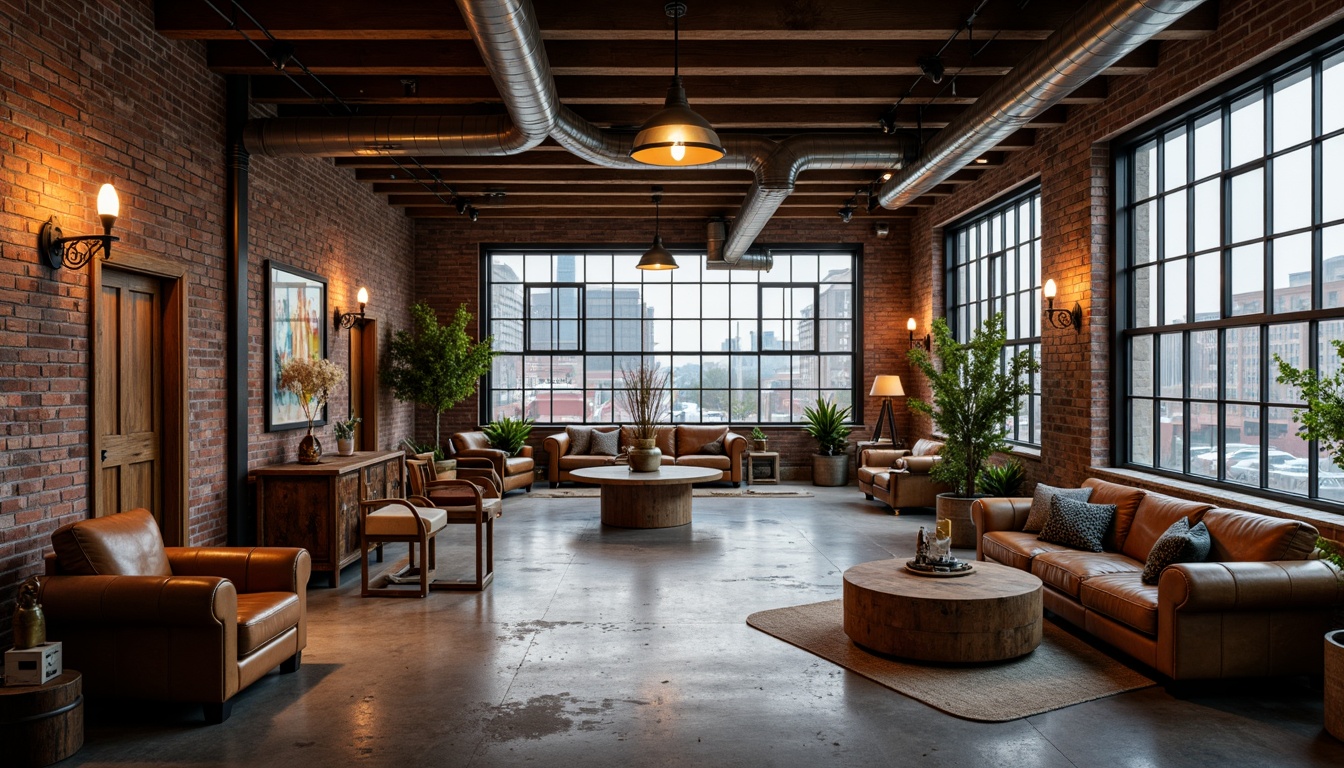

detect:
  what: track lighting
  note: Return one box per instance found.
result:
[838,206,854,224]
[878,113,897,135]
[919,55,945,84]
[455,199,468,215]
[467,206,479,223]
[268,42,295,71]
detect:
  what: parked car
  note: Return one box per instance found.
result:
[1190,443,1258,475]
[1226,450,1298,483]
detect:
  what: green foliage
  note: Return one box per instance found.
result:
[1275,340,1344,472]
[333,416,362,441]
[977,459,1027,497]
[382,303,494,453]
[1318,537,1344,571]
[803,397,852,455]
[399,437,445,462]
[751,426,768,442]
[484,416,534,456]
[907,314,1040,497]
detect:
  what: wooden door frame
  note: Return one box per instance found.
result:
[90,252,189,546]
[350,318,379,450]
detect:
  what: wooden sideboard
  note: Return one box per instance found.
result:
[253,450,404,587]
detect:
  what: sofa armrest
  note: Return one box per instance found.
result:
[898,455,939,474]
[970,497,1033,561]
[724,431,747,457]
[519,444,533,458]
[456,447,507,476]
[164,547,311,595]
[39,574,236,628]
[544,433,570,482]
[1160,560,1344,613]
[860,448,910,467]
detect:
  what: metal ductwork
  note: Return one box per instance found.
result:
[705,218,773,270]
[721,134,918,261]
[876,0,1206,209]
[243,0,559,156]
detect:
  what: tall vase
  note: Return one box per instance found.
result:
[298,425,322,464]
[628,437,662,472]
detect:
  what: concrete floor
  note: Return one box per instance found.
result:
[69,484,1344,767]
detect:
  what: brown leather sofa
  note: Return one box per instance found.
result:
[972,478,1344,680]
[38,509,310,722]
[857,439,949,513]
[449,430,535,494]
[544,425,746,486]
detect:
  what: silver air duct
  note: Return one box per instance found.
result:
[243,0,559,156]
[705,218,773,270]
[876,0,1205,209]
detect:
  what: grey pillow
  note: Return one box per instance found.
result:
[565,426,593,456]
[1038,495,1116,553]
[589,428,620,456]
[1025,484,1094,533]
[700,438,725,455]
[1142,518,1211,585]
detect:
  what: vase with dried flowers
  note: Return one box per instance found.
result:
[279,356,345,464]
[619,361,669,472]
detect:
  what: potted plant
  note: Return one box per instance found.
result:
[977,459,1027,497]
[803,396,852,486]
[484,416,534,457]
[278,356,345,464]
[333,416,362,456]
[619,361,669,472]
[382,302,494,459]
[751,426,769,452]
[400,437,455,477]
[907,315,1039,547]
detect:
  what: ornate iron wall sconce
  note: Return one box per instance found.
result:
[1042,279,1082,332]
[907,318,930,351]
[334,286,370,332]
[39,184,120,270]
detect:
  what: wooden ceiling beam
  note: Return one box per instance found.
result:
[404,206,892,219]
[367,182,864,196]
[384,193,857,207]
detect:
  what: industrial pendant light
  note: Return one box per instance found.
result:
[629,2,725,167]
[637,186,678,270]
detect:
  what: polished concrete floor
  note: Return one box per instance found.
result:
[70,484,1344,767]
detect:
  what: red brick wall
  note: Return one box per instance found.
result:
[413,217,913,478]
[906,0,1344,489]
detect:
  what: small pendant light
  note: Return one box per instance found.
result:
[637,186,678,270]
[629,2,725,167]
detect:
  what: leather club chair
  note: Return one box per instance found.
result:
[449,430,535,495]
[857,438,950,513]
[38,509,310,723]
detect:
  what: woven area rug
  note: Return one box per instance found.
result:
[530,487,813,499]
[747,599,1154,722]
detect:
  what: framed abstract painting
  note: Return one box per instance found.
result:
[266,260,328,431]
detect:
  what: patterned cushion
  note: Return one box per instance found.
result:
[1141,518,1211,584]
[590,428,620,456]
[1025,484,1094,533]
[1038,496,1116,553]
[565,426,593,456]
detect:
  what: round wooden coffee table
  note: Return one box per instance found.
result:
[570,465,723,528]
[843,560,1043,662]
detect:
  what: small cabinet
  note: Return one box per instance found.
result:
[253,450,404,587]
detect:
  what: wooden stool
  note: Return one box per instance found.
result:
[0,670,83,767]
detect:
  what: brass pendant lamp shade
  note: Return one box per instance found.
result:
[637,187,678,270]
[630,3,725,167]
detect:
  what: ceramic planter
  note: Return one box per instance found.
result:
[812,454,849,486]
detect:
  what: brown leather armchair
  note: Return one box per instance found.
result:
[38,509,309,723]
[857,438,950,513]
[450,430,534,494]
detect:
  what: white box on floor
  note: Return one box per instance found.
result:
[4,641,62,686]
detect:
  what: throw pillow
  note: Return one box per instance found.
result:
[565,426,593,456]
[1141,518,1211,585]
[700,438,725,455]
[1038,495,1116,553]
[1025,484,1094,533]
[589,428,620,456]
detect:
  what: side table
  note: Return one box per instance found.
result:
[0,670,83,767]
[746,451,780,485]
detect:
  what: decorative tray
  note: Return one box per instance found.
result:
[904,559,976,578]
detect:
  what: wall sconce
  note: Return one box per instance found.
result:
[39,183,120,270]
[334,286,370,332]
[907,318,930,351]
[1042,279,1082,332]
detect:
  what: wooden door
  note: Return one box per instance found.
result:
[350,319,379,450]
[96,270,162,522]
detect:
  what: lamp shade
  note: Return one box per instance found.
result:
[637,235,678,270]
[1043,278,1058,299]
[630,79,725,167]
[356,286,369,305]
[869,375,905,398]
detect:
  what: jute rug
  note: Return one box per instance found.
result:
[530,487,813,499]
[747,599,1154,722]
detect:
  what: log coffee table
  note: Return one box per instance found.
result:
[842,559,1043,663]
[570,465,723,528]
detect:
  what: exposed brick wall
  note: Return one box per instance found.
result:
[905,0,1344,489]
[413,217,913,478]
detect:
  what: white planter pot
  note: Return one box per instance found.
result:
[336,438,355,456]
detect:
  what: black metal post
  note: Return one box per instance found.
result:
[226,75,253,545]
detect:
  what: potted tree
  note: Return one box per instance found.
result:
[381,302,494,463]
[907,315,1038,548]
[619,361,669,472]
[803,397,852,486]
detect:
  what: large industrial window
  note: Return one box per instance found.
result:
[1118,38,1344,506]
[946,188,1044,446]
[484,248,859,425]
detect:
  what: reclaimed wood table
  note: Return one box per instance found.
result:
[0,670,83,767]
[843,559,1043,663]
[570,465,723,528]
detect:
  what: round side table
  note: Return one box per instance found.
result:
[0,670,84,768]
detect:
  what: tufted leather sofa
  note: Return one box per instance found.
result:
[38,508,309,723]
[972,477,1344,680]
[544,425,746,486]
[449,430,535,494]
[857,438,950,513]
